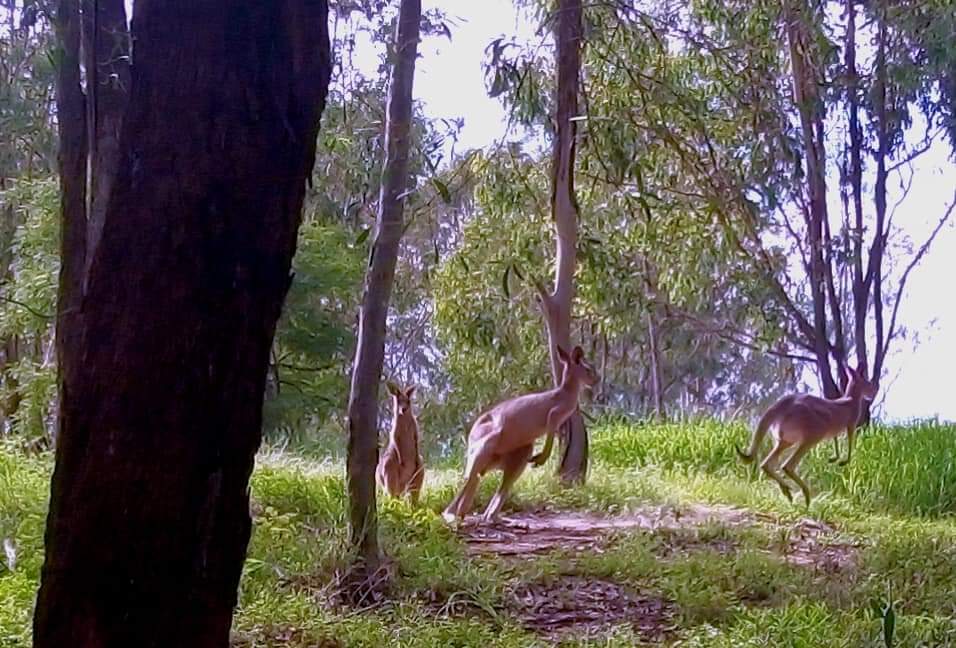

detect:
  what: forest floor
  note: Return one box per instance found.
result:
[3,420,956,646]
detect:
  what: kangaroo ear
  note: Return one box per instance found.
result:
[385,381,401,396]
[405,385,416,398]
[571,346,584,363]
[556,345,570,363]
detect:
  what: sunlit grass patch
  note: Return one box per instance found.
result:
[0,446,49,647]
[592,419,956,517]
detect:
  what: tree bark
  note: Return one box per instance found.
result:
[52,0,87,380]
[845,0,869,374]
[346,0,421,568]
[646,309,664,419]
[785,0,840,397]
[80,0,130,285]
[845,0,873,426]
[640,258,665,419]
[34,1,331,646]
[871,3,889,381]
[542,0,587,484]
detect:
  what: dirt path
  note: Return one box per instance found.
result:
[460,504,753,557]
[453,504,862,643]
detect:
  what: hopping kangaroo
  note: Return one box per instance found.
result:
[737,363,878,506]
[376,382,424,504]
[443,345,599,523]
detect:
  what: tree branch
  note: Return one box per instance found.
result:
[0,295,53,319]
[666,308,816,363]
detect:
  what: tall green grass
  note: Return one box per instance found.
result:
[0,444,48,647]
[592,419,956,517]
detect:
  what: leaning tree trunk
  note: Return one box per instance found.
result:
[34,2,331,646]
[346,0,421,569]
[539,0,587,484]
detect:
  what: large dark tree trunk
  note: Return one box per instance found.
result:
[539,0,588,484]
[34,1,331,646]
[79,0,130,284]
[346,0,421,568]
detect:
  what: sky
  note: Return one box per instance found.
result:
[397,1,956,422]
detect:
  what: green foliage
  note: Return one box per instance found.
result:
[433,137,796,428]
[432,150,553,434]
[0,178,58,446]
[0,179,58,336]
[264,222,365,443]
[0,446,49,646]
[0,6,58,180]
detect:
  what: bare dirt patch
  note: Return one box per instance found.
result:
[282,559,398,613]
[460,504,752,558]
[458,505,862,579]
[508,576,676,643]
[779,518,863,573]
[652,526,739,558]
[231,625,343,648]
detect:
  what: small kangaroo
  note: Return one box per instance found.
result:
[736,362,879,506]
[376,382,424,505]
[443,345,599,523]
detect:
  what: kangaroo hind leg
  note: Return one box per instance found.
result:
[443,441,494,522]
[761,438,794,502]
[782,442,814,507]
[482,445,533,522]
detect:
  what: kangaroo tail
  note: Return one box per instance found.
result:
[736,406,777,464]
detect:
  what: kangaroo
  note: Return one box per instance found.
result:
[442,345,599,524]
[736,362,878,506]
[376,382,424,505]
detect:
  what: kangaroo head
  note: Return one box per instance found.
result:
[386,381,415,416]
[841,363,879,401]
[556,345,600,388]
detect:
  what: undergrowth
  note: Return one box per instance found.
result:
[2,421,955,646]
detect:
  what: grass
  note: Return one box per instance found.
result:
[2,420,956,646]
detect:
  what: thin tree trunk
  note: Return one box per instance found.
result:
[34,2,331,645]
[785,0,839,397]
[599,330,608,404]
[846,0,872,426]
[845,0,869,373]
[641,258,664,419]
[540,0,587,484]
[871,3,889,381]
[857,2,890,426]
[346,0,421,569]
[646,309,664,419]
[0,201,22,423]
